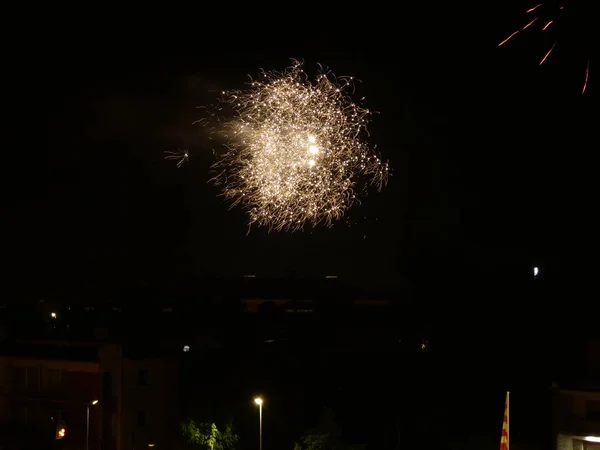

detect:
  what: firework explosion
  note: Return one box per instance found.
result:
[499,1,592,94]
[203,60,388,232]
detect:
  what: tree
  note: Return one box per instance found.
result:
[180,420,240,450]
[295,408,364,450]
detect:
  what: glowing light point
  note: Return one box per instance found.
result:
[533,266,539,277]
[308,159,316,167]
[308,135,316,143]
[308,145,319,155]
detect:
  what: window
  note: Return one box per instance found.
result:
[102,372,112,397]
[11,367,26,389]
[17,405,28,423]
[137,369,148,387]
[26,367,39,392]
[586,400,600,420]
[137,410,147,426]
[47,369,62,390]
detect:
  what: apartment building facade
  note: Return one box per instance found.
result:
[0,339,178,449]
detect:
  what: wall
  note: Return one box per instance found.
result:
[120,357,178,450]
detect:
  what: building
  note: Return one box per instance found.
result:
[0,336,178,450]
[0,278,417,450]
[552,386,600,450]
[552,339,600,450]
[0,340,101,449]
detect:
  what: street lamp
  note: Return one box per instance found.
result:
[254,397,263,450]
[86,400,99,450]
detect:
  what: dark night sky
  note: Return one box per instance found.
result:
[6,1,597,298]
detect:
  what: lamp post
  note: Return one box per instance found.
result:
[86,400,99,450]
[254,397,263,450]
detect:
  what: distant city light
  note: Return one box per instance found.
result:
[533,266,539,277]
[325,275,338,279]
[183,345,190,352]
[50,312,57,319]
[244,274,257,278]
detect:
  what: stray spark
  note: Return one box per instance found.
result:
[164,149,189,168]
[203,59,389,232]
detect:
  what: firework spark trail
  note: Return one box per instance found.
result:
[499,2,592,93]
[527,4,543,13]
[540,42,557,65]
[164,149,189,168]
[582,60,589,93]
[542,20,553,30]
[498,17,539,46]
[204,60,388,232]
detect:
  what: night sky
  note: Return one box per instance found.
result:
[8,1,597,299]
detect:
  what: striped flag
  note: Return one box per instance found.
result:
[500,391,509,450]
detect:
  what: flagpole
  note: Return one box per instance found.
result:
[507,391,510,450]
[501,391,510,450]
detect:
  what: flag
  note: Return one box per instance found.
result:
[500,391,509,450]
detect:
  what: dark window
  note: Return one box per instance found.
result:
[102,372,112,397]
[11,367,26,389]
[137,369,148,386]
[47,369,62,390]
[17,405,28,423]
[587,400,600,420]
[26,367,39,392]
[137,410,147,426]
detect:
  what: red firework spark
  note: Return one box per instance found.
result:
[499,2,591,94]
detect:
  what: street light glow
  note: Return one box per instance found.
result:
[254,397,263,405]
[91,400,98,405]
[584,436,600,443]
